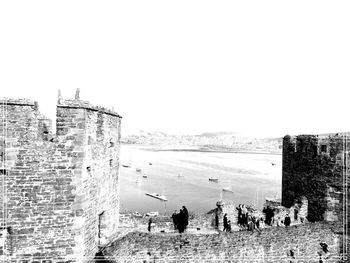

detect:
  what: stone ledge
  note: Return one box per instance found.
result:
[57,99,122,118]
[0,98,36,107]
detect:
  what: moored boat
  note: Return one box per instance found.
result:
[145,192,168,201]
[146,211,159,217]
[222,187,234,193]
[132,211,143,217]
[209,178,219,182]
[136,168,142,173]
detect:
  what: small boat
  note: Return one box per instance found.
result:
[271,162,276,166]
[222,187,234,193]
[142,174,148,178]
[149,162,153,165]
[146,211,159,217]
[122,164,131,168]
[209,178,219,182]
[132,211,143,218]
[145,192,168,201]
[136,168,142,173]
[222,181,233,192]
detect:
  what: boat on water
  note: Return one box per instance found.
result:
[222,187,234,193]
[209,178,219,182]
[142,174,148,178]
[149,162,153,165]
[132,211,143,218]
[145,192,168,201]
[222,181,233,192]
[146,211,159,217]
[122,163,131,168]
[136,168,142,173]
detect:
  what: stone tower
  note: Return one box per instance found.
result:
[0,92,122,262]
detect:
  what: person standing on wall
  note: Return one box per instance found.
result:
[241,205,248,226]
[171,210,178,230]
[178,209,185,233]
[284,214,291,227]
[148,218,152,232]
[223,213,228,232]
[182,206,189,230]
[236,204,242,225]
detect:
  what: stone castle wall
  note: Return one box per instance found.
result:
[282,134,349,225]
[103,222,344,262]
[0,95,121,262]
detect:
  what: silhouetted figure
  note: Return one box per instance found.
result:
[148,218,152,232]
[223,213,228,232]
[182,206,189,229]
[171,210,178,230]
[263,206,274,226]
[178,209,186,233]
[236,204,242,225]
[241,205,248,226]
[284,214,291,227]
[215,213,219,229]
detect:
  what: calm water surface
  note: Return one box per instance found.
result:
[119,145,281,215]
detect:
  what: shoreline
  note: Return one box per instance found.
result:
[121,143,282,155]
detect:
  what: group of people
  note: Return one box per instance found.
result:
[263,206,291,227]
[236,204,249,226]
[171,206,189,233]
[233,204,292,232]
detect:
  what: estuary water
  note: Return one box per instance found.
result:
[119,145,281,215]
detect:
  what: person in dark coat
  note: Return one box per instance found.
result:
[236,204,242,225]
[263,206,274,226]
[284,214,291,227]
[171,210,178,230]
[148,218,152,232]
[223,213,228,232]
[215,213,219,229]
[182,206,189,229]
[178,209,185,233]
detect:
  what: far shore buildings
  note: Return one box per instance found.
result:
[0,91,122,261]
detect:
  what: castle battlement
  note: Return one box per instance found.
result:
[0,90,121,262]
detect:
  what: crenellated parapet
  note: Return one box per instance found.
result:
[0,90,122,262]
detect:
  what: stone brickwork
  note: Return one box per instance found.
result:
[282,134,349,224]
[0,94,121,262]
[103,222,344,262]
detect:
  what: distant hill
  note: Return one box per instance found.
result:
[121,131,282,154]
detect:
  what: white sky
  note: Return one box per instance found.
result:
[1,1,349,137]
